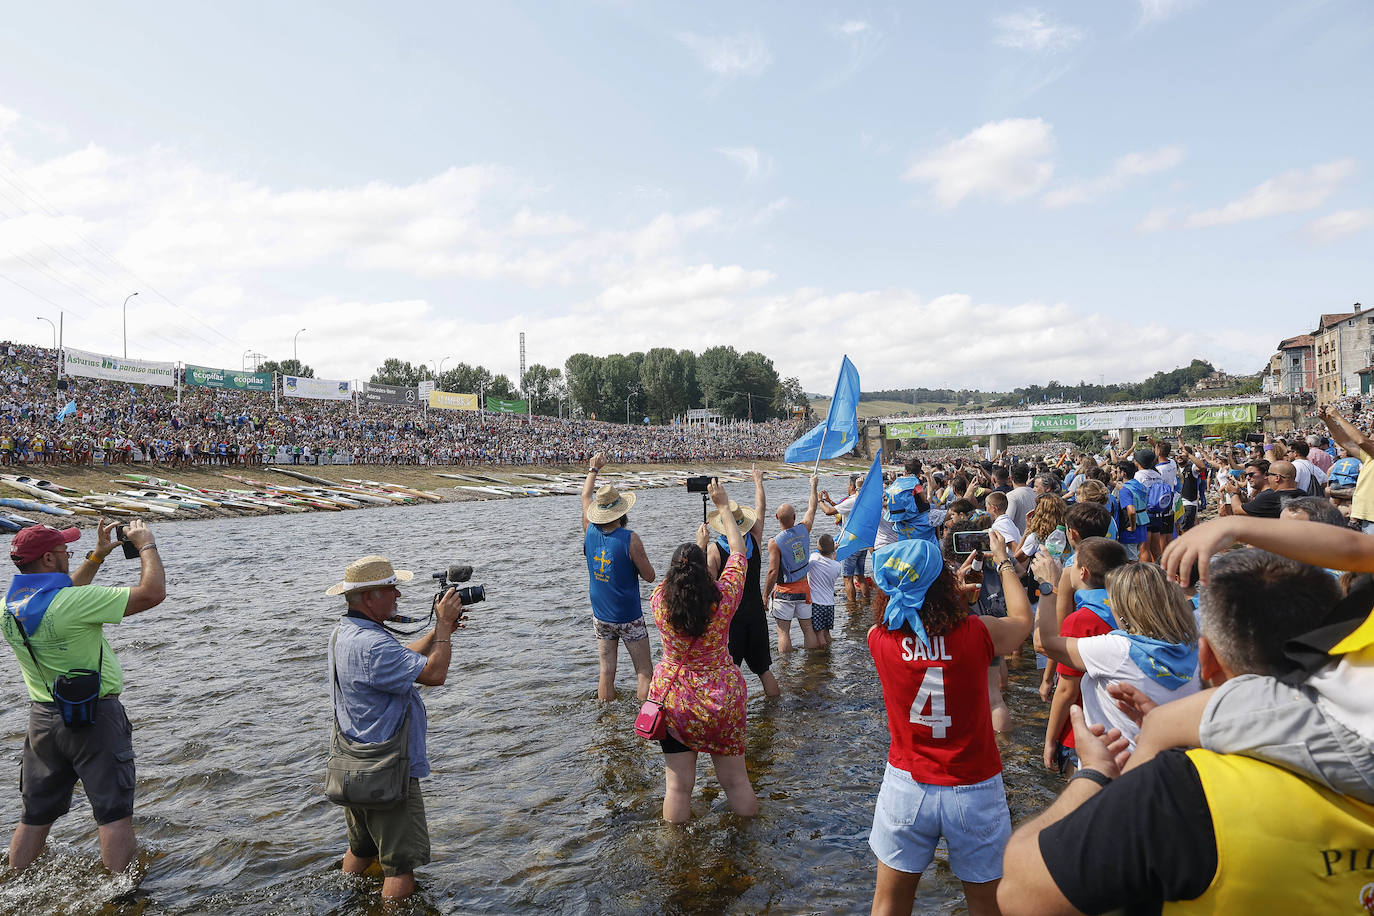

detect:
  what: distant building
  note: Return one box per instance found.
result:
[1194,371,1237,391]
[1264,334,1315,395]
[1314,304,1371,406]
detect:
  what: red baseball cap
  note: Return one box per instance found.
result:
[10,526,81,564]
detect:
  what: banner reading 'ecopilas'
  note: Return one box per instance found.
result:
[185,364,273,392]
[283,375,353,401]
[63,347,176,387]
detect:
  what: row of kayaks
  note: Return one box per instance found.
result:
[0,470,444,520]
[432,466,839,500]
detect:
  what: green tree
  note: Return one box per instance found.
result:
[369,358,429,387]
[773,375,808,420]
[564,353,602,419]
[487,373,517,400]
[259,358,314,378]
[522,364,564,416]
[599,353,643,423]
[738,350,781,420]
[640,347,693,423]
[696,345,744,417]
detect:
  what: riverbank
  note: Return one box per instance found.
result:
[0,459,873,528]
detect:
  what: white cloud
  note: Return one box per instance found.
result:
[905,118,1055,207]
[826,18,885,84]
[598,264,775,310]
[715,146,772,181]
[1305,208,1374,243]
[1137,0,1200,26]
[1042,144,1184,208]
[1187,159,1356,228]
[677,31,772,79]
[0,105,18,133]
[993,9,1086,52]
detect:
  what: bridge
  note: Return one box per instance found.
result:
[874,395,1270,453]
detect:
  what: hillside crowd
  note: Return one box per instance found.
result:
[0,342,797,468]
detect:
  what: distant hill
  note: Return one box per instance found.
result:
[809,398,971,419]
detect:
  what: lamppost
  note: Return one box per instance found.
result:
[243,349,253,370]
[122,292,139,357]
[36,317,55,349]
[437,357,450,383]
[293,328,306,366]
[626,387,639,425]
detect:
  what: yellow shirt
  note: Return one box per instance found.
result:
[1350,449,1374,522]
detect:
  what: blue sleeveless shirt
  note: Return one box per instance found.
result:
[584,524,642,623]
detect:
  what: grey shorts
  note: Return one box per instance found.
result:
[21,698,135,826]
[771,595,812,621]
[346,778,431,877]
[1200,674,1374,804]
[593,616,648,642]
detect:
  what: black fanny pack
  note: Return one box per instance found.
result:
[6,610,103,727]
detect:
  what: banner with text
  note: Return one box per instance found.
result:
[63,347,176,387]
[885,403,1261,438]
[283,375,353,401]
[185,364,273,392]
[428,390,479,411]
[360,382,420,406]
[486,397,527,415]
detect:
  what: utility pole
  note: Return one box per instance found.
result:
[122,292,139,358]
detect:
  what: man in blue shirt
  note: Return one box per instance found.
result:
[581,453,656,701]
[327,555,467,902]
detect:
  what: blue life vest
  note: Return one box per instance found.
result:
[584,524,641,624]
[773,524,810,584]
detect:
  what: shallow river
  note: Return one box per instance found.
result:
[0,474,1065,915]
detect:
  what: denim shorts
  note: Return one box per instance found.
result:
[842,549,868,578]
[868,763,1011,883]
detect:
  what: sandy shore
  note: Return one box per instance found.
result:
[1,460,873,528]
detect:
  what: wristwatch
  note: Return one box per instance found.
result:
[1070,768,1113,788]
[1038,581,1054,596]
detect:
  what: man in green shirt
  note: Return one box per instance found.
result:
[3,519,166,874]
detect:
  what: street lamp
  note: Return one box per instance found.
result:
[626,388,639,425]
[36,317,55,349]
[243,349,253,370]
[293,328,306,366]
[122,292,139,358]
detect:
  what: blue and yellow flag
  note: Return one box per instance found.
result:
[785,355,859,463]
[835,449,883,562]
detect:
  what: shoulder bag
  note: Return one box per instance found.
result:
[324,630,411,809]
[5,609,102,727]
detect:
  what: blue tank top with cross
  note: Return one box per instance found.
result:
[584,524,641,623]
[773,524,811,584]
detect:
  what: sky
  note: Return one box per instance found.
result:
[0,0,1370,394]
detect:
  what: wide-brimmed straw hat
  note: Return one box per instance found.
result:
[707,500,758,536]
[586,484,636,524]
[325,555,415,596]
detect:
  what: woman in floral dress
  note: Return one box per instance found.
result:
[649,479,759,823]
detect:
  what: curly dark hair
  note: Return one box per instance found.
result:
[661,543,718,638]
[871,556,969,638]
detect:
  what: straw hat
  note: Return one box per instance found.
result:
[325,555,415,596]
[707,500,758,536]
[586,484,636,524]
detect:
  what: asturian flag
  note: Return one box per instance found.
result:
[835,448,883,561]
[784,355,860,463]
[56,400,76,422]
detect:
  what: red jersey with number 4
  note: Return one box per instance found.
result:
[869,615,1000,786]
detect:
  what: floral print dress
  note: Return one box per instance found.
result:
[649,552,748,756]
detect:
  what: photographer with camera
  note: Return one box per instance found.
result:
[582,453,656,702]
[2,518,165,875]
[325,554,469,902]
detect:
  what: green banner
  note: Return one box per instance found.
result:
[487,397,528,415]
[185,364,274,392]
[886,419,964,438]
[1031,413,1078,432]
[1183,404,1256,425]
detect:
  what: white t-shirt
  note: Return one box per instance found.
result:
[1019,531,1042,558]
[990,514,1021,550]
[833,493,858,519]
[1292,457,1328,494]
[1076,633,1201,749]
[1156,459,1179,489]
[807,552,843,605]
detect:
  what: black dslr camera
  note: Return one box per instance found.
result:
[685,475,713,493]
[432,564,487,608]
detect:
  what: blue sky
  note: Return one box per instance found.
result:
[0,0,1370,392]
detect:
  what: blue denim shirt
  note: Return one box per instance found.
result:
[330,615,428,778]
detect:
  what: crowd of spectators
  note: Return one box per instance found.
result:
[0,342,799,468]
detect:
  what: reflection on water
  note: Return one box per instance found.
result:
[0,475,1065,914]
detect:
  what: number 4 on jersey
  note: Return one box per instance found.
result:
[908,667,953,738]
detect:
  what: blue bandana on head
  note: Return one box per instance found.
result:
[1111,631,1198,691]
[1074,588,1116,628]
[872,539,946,651]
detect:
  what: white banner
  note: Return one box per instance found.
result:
[283,375,353,401]
[963,415,1033,435]
[1077,408,1185,430]
[62,347,176,387]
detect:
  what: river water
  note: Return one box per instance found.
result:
[0,474,1064,915]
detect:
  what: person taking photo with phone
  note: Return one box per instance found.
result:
[2,518,165,875]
